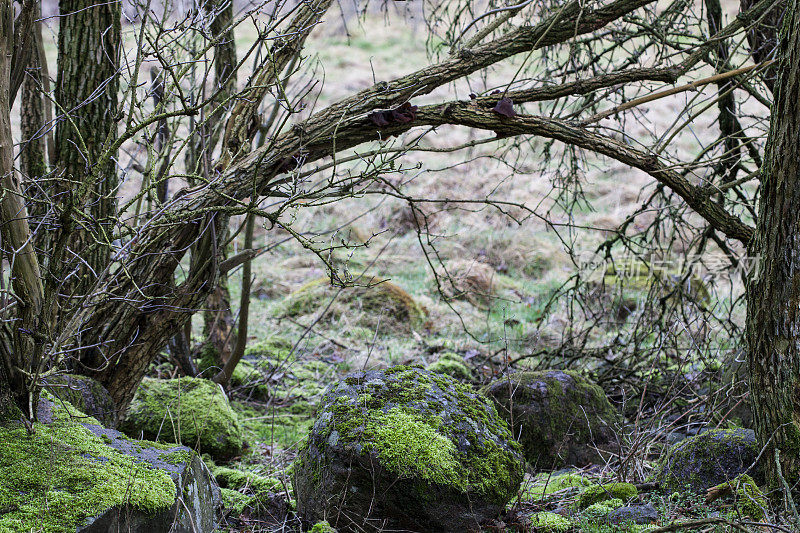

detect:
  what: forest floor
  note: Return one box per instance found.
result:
[21,3,781,531]
[176,8,773,531]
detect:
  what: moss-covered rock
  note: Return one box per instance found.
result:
[427,352,473,381]
[43,373,117,427]
[583,497,624,520]
[279,276,427,333]
[310,520,337,533]
[578,483,638,509]
[293,366,525,532]
[710,474,767,520]
[654,428,762,493]
[120,377,244,460]
[482,370,622,468]
[216,479,289,523]
[220,487,253,515]
[211,464,288,520]
[527,511,573,532]
[519,471,593,500]
[0,392,219,532]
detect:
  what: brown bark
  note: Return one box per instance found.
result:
[745,0,800,497]
[0,0,45,418]
[19,1,51,257]
[214,213,254,387]
[53,0,120,292]
[200,0,238,369]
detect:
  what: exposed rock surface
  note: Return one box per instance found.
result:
[654,428,762,493]
[0,392,219,533]
[44,373,117,427]
[293,366,525,532]
[608,504,659,525]
[120,377,244,460]
[482,370,622,468]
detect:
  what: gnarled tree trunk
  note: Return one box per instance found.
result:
[745,0,800,499]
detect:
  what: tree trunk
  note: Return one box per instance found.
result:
[20,1,51,258]
[0,0,45,419]
[53,0,120,288]
[201,0,238,369]
[745,0,800,499]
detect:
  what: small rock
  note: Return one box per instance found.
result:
[427,352,473,381]
[608,504,658,525]
[279,276,427,334]
[482,370,622,468]
[654,428,762,493]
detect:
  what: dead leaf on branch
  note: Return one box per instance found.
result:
[368,102,419,127]
[492,97,517,118]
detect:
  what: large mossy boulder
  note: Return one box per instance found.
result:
[0,392,219,532]
[120,377,244,460]
[280,276,427,333]
[293,366,525,532]
[482,370,622,469]
[44,373,117,427]
[654,428,762,493]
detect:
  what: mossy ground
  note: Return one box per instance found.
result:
[0,393,176,533]
[139,17,776,531]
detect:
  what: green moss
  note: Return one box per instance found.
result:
[161,449,192,466]
[528,511,573,532]
[711,474,767,520]
[212,466,281,495]
[120,377,243,459]
[244,336,293,360]
[301,366,523,504]
[578,483,638,509]
[310,520,337,533]
[0,393,176,532]
[220,488,254,516]
[583,497,623,520]
[427,352,473,381]
[519,472,593,500]
[364,408,463,488]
